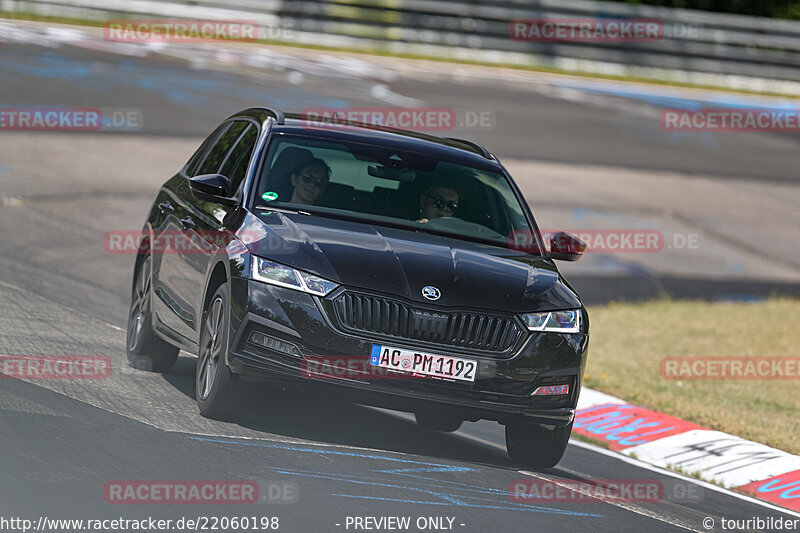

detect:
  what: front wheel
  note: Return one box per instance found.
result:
[505,421,572,469]
[126,256,179,373]
[196,284,253,420]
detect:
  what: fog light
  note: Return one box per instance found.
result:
[250,331,301,357]
[531,384,570,396]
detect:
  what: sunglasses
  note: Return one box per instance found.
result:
[299,173,328,188]
[425,193,458,211]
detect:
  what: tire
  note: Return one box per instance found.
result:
[414,412,463,432]
[505,421,573,469]
[126,256,179,373]
[195,284,253,420]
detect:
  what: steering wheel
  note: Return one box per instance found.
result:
[423,216,503,239]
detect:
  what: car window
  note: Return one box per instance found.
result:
[254,136,533,250]
[184,122,229,177]
[197,120,249,176]
[219,123,258,194]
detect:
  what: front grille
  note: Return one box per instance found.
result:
[332,292,524,355]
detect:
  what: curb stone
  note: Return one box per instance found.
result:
[576,388,800,512]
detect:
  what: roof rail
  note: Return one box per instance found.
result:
[264,107,285,125]
[444,137,491,159]
[233,107,285,125]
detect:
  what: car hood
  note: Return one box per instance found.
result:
[243,211,581,313]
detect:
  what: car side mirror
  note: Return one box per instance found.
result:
[549,231,586,262]
[189,174,237,205]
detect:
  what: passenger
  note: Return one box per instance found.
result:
[289,158,331,205]
[417,184,460,223]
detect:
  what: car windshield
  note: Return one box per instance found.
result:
[252,135,538,251]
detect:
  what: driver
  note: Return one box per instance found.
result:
[289,158,331,205]
[417,184,460,223]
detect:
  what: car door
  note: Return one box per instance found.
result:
[151,122,230,345]
[160,120,257,345]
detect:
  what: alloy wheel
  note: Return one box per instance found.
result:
[198,296,224,400]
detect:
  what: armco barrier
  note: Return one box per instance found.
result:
[3,0,800,94]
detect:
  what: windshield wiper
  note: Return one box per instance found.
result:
[254,205,311,216]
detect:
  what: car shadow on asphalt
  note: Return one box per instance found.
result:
[161,354,543,473]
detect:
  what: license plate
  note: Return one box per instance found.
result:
[369,344,476,382]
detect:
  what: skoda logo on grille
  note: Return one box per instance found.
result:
[421,286,441,301]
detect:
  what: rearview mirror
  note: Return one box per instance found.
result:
[189,174,236,205]
[367,165,417,182]
[549,232,586,262]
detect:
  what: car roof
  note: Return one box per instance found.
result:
[228,107,504,172]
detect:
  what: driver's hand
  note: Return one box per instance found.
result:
[417,218,429,223]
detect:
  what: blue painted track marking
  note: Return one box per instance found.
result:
[274,469,599,515]
[0,51,347,112]
[554,81,800,112]
[190,436,602,517]
[275,466,507,497]
[377,466,474,473]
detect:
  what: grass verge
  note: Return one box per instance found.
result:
[584,298,800,455]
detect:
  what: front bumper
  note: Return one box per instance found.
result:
[228,278,588,427]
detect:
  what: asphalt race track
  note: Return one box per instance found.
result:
[1,23,799,532]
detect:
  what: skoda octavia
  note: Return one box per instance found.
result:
[126,107,589,468]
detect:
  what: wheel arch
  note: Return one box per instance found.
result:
[131,224,154,293]
[200,256,238,367]
[203,259,230,318]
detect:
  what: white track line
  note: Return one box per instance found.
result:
[516,468,707,532]
[568,439,800,519]
[451,426,799,519]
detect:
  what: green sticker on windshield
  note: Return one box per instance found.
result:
[262,191,279,201]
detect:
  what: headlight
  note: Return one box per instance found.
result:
[251,256,339,296]
[520,309,581,333]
